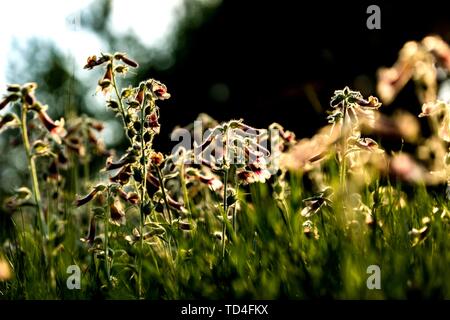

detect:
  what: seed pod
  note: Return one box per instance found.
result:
[113,52,139,68]
[107,100,119,110]
[6,84,21,92]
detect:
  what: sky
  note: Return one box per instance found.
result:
[0,0,184,86]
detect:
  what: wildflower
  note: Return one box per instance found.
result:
[0,113,19,132]
[110,200,126,226]
[0,92,20,110]
[30,104,66,144]
[422,35,450,70]
[105,152,137,171]
[409,217,431,247]
[166,195,188,214]
[113,52,139,68]
[97,63,113,94]
[147,111,160,134]
[75,184,107,207]
[280,131,332,172]
[126,192,140,205]
[419,101,450,142]
[302,220,319,240]
[135,83,146,105]
[300,187,333,218]
[109,165,132,185]
[83,54,111,70]
[150,152,164,166]
[146,79,171,100]
[390,153,427,184]
[328,87,381,132]
[350,137,384,153]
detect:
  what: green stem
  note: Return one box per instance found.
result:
[105,190,111,283]
[111,62,133,146]
[339,105,348,195]
[20,106,48,240]
[222,168,228,259]
[155,164,172,224]
[138,94,148,299]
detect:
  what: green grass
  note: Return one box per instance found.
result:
[1,160,449,299]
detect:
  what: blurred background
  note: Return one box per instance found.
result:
[1,0,450,194]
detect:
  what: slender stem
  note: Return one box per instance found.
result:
[105,190,111,283]
[111,62,133,146]
[339,105,348,195]
[20,106,47,239]
[180,157,191,215]
[232,172,238,234]
[222,168,228,258]
[138,94,148,299]
[155,164,172,224]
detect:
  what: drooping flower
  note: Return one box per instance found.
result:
[300,187,333,218]
[97,63,113,95]
[419,101,450,142]
[75,184,107,207]
[110,200,126,226]
[113,52,139,68]
[0,92,20,110]
[84,54,111,70]
[146,79,171,100]
[30,104,66,144]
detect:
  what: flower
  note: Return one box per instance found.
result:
[113,52,139,68]
[146,79,171,100]
[109,165,132,185]
[29,103,66,143]
[110,200,126,226]
[147,111,160,134]
[75,184,106,207]
[150,152,164,166]
[419,101,450,141]
[84,54,111,70]
[97,63,113,95]
[0,92,20,110]
[300,187,333,218]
